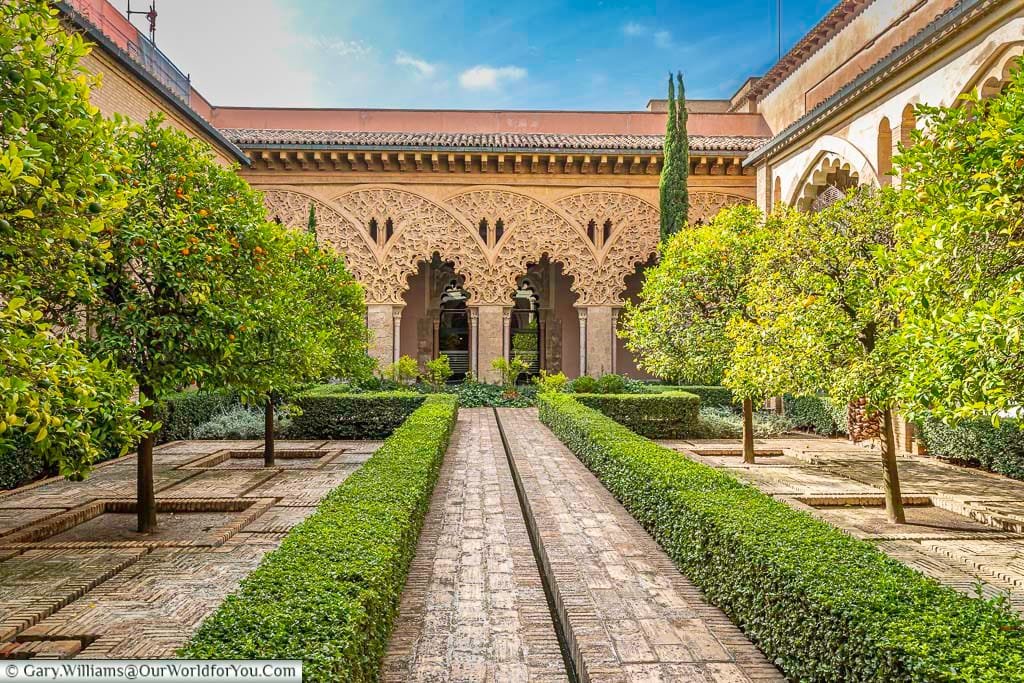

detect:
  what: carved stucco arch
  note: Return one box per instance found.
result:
[960,41,1024,102]
[444,188,603,304]
[331,187,497,305]
[790,138,877,210]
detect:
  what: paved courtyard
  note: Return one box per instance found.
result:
[658,436,1024,613]
[0,439,380,659]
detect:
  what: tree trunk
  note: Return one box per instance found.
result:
[742,398,755,464]
[264,395,275,467]
[881,408,906,524]
[137,385,157,534]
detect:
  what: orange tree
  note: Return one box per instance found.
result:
[727,189,909,523]
[89,117,277,532]
[1,0,145,480]
[621,204,771,462]
[230,226,370,466]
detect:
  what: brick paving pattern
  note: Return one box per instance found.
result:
[498,409,782,682]
[659,436,1024,613]
[0,440,378,659]
[382,409,567,683]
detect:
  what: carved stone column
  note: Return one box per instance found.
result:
[392,308,403,365]
[585,306,614,377]
[577,308,588,377]
[611,308,620,375]
[502,309,512,361]
[366,304,396,371]
[469,308,479,378]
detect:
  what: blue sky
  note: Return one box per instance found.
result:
[139,0,837,110]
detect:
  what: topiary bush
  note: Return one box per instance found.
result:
[569,375,599,394]
[596,373,628,395]
[919,417,1024,481]
[645,385,734,407]
[0,435,45,490]
[785,394,848,436]
[538,393,1024,682]
[574,391,700,438]
[181,394,458,681]
[287,387,425,439]
[156,390,239,443]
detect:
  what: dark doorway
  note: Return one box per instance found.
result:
[510,279,541,381]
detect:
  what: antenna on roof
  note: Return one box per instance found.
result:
[127,0,158,43]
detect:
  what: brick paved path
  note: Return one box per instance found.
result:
[0,440,377,658]
[382,409,567,682]
[498,409,782,683]
[659,436,1024,613]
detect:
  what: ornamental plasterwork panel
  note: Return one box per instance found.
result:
[445,189,604,305]
[689,191,752,224]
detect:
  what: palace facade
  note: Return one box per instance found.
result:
[60,0,1024,383]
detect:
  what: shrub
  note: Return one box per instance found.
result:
[533,370,569,395]
[422,356,452,392]
[192,406,267,440]
[785,394,847,436]
[539,394,1024,682]
[156,390,239,443]
[919,417,1024,481]
[287,387,425,439]
[383,355,419,385]
[448,381,537,408]
[574,392,700,439]
[694,406,796,439]
[181,395,458,681]
[0,435,45,490]
[596,373,628,394]
[569,375,599,394]
[491,357,529,397]
[646,385,734,407]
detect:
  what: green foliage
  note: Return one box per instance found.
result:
[423,356,453,392]
[491,357,529,396]
[155,390,237,443]
[306,202,317,234]
[569,375,599,394]
[0,0,147,477]
[694,406,795,439]
[660,72,689,240]
[0,435,43,490]
[181,395,458,681]
[890,61,1024,423]
[596,373,628,395]
[573,392,700,439]
[288,386,425,439]
[646,385,734,407]
[383,355,419,385]
[437,381,537,408]
[785,395,848,436]
[533,370,569,395]
[919,417,1024,481]
[538,393,1024,682]
[623,204,768,390]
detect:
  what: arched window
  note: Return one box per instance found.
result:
[384,217,394,243]
[478,218,488,243]
[772,176,782,208]
[586,219,597,244]
[877,117,893,186]
[494,218,504,243]
[368,218,379,243]
[900,104,917,150]
[602,219,613,245]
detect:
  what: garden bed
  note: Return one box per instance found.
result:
[538,393,1024,682]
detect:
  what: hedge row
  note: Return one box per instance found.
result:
[574,391,700,438]
[181,394,459,681]
[784,394,848,436]
[156,390,238,443]
[919,417,1024,481]
[645,385,734,407]
[288,386,425,439]
[538,394,1024,682]
[0,435,44,490]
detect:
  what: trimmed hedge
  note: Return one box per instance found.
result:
[538,394,1024,682]
[288,386,425,439]
[0,435,44,490]
[181,394,458,680]
[646,385,734,407]
[156,390,238,444]
[784,394,848,436]
[919,417,1024,481]
[574,391,699,438]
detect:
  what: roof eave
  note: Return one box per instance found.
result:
[233,143,758,156]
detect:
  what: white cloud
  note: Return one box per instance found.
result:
[622,21,645,37]
[458,65,526,91]
[654,30,673,49]
[395,52,437,78]
[131,0,319,107]
[304,37,374,58]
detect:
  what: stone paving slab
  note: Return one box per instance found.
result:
[382,409,567,683]
[499,409,782,682]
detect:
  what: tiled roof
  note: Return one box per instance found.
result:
[220,129,766,153]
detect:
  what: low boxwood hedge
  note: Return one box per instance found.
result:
[784,394,848,436]
[574,391,699,438]
[181,394,458,681]
[156,390,238,443]
[538,393,1024,682]
[0,434,45,490]
[919,417,1024,481]
[288,386,425,439]
[646,384,734,407]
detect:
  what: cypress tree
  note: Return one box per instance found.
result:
[307,202,317,235]
[659,72,690,240]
